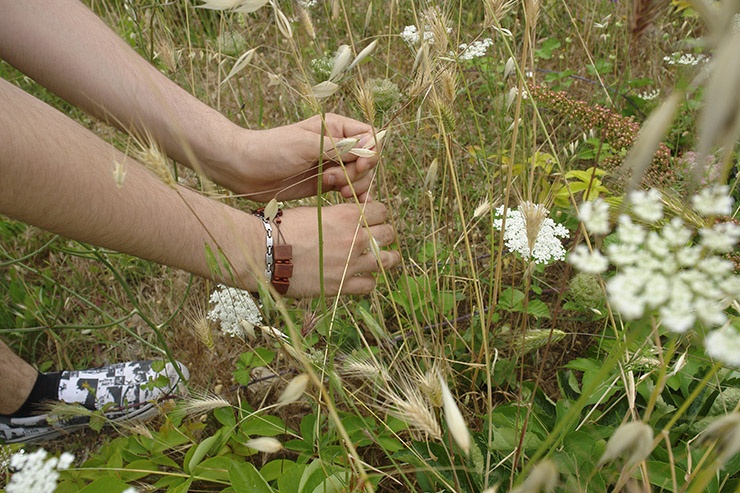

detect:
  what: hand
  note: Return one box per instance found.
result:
[276,202,400,297]
[208,114,381,203]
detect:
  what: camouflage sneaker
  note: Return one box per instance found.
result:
[0,360,188,444]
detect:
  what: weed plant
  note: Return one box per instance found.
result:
[1,0,740,492]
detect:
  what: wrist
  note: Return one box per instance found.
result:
[252,207,293,295]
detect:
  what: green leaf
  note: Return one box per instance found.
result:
[260,459,297,482]
[78,477,132,492]
[310,471,350,493]
[229,460,275,493]
[499,287,524,311]
[526,299,551,319]
[187,434,220,474]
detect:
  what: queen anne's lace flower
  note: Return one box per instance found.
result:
[400,25,435,45]
[569,244,609,274]
[207,285,262,337]
[7,449,74,493]
[629,189,664,223]
[692,185,734,216]
[579,198,611,235]
[705,326,740,367]
[493,203,569,264]
[572,187,739,335]
[458,38,493,60]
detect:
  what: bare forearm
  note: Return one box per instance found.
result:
[0,78,261,290]
[0,0,239,173]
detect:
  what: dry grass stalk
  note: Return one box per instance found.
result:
[483,0,517,28]
[383,386,442,440]
[133,135,176,188]
[630,0,668,45]
[172,390,231,421]
[519,201,548,258]
[187,307,214,350]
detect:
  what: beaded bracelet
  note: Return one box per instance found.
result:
[252,208,293,295]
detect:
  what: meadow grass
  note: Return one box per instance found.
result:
[1,0,740,491]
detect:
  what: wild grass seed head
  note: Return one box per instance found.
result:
[698,412,740,466]
[599,421,654,468]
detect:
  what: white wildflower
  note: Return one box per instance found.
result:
[573,188,739,336]
[400,25,419,44]
[629,188,663,223]
[705,326,740,367]
[493,204,569,264]
[659,303,695,333]
[458,38,493,60]
[661,217,693,247]
[616,215,646,244]
[699,222,740,253]
[207,285,262,338]
[638,88,660,101]
[663,51,707,66]
[7,449,74,493]
[297,0,317,7]
[692,185,734,216]
[579,198,611,235]
[569,244,609,274]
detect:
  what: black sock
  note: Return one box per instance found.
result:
[8,371,61,418]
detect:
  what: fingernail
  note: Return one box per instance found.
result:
[326,173,336,187]
[357,134,373,148]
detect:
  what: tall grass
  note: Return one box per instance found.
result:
[1,0,739,491]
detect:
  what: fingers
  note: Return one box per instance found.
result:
[323,162,375,199]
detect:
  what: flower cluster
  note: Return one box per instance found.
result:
[366,77,402,114]
[637,88,660,101]
[529,85,674,186]
[676,151,724,187]
[458,38,493,60]
[570,187,740,341]
[400,25,435,45]
[207,285,262,338]
[663,51,707,66]
[6,449,74,493]
[493,202,570,264]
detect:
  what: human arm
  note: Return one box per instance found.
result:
[0,0,378,202]
[0,78,399,297]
